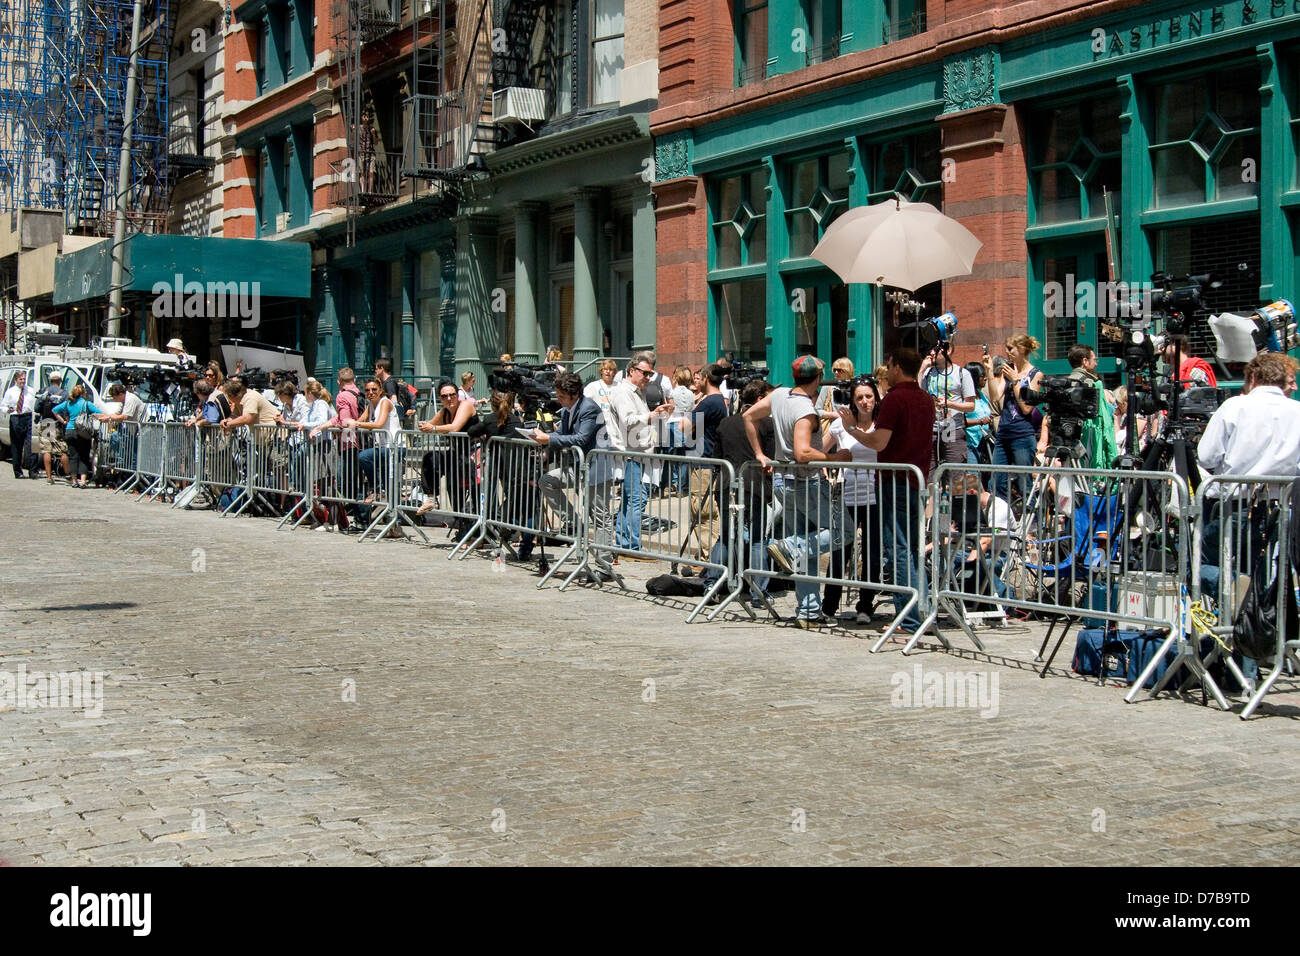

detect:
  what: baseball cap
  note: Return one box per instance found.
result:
[791,355,824,379]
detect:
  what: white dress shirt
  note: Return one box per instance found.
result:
[608,379,655,453]
[1197,385,1300,495]
[0,383,36,415]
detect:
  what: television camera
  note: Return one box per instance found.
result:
[488,362,561,430]
[1018,376,1100,452]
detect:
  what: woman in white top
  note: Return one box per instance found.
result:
[299,379,334,436]
[666,365,696,492]
[821,377,883,623]
[353,377,401,500]
[583,359,619,433]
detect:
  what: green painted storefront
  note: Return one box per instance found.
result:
[664,0,1300,383]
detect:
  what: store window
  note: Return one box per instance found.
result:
[1029,93,1123,224]
[1149,68,1260,208]
[736,0,768,86]
[784,152,850,259]
[712,169,768,269]
[1153,215,1261,358]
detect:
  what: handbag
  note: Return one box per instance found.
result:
[74,407,97,441]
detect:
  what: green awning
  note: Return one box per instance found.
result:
[53,234,312,305]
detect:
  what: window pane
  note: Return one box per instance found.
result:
[718,175,740,219]
[715,224,741,269]
[748,217,766,263]
[1040,105,1080,164]
[1041,255,1079,361]
[746,169,767,215]
[827,154,851,195]
[1154,146,1205,206]
[1214,70,1259,130]
[788,210,815,258]
[1036,167,1080,223]
[1084,96,1122,153]
[1155,79,1204,142]
[592,36,623,103]
[795,285,816,354]
[718,279,767,365]
[1086,157,1122,217]
[743,5,768,77]
[879,139,905,189]
[1216,134,1260,200]
[791,158,817,207]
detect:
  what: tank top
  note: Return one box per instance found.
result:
[371,397,402,446]
[998,364,1039,438]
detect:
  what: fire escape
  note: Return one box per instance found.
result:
[329,0,549,248]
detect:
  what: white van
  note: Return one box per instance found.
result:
[0,339,189,460]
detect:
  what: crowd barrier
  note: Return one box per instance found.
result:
[97,425,1299,713]
[1127,473,1300,717]
[97,420,140,491]
[581,448,736,623]
[923,461,1189,662]
[461,437,586,587]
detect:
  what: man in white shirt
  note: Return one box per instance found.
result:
[1198,351,1300,489]
[1196,350,1300,697]
[96,382,146,423]
[609,352,671,555]
[1,370,36,478]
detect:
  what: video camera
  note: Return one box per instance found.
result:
[1019,376,1099,445]
[234,366,298,392]
[832,374,880,407]
[488,362,561,430]
[722,362,769,390]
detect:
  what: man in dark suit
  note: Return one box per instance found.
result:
[533,371,614,567]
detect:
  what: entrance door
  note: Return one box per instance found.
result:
[1030,238,1111,375]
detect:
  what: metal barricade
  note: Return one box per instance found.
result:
[718,460,932,645]
[459,436,586,586]
[385,429,479,548]
[307,427,380,535]
[1132,473,1300,716]
[133,422,167,501]
[161,422,198,505]
[582,448,736,623]
[922,462,1189,664]
[99,420,141,492]
[247,423,312,528]
[195,425,255,516]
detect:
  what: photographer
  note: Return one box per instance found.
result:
[97,382,146,424]
[987,334,1044,502]
[220,378,278,428]
[920,346,975,478]
[1040,344,1116,469]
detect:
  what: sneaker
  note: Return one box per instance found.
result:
[313,524,333,533]
[855,611,872,625]
[766,540,796,575]
[834,610,856,621]
[795,615,831,629]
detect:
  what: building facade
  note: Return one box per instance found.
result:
[651,0,1300,381]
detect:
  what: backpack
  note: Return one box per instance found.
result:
[1232,508,1299,662]
[36,387,63,419]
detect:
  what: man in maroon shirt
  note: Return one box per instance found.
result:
[836,348,934,633]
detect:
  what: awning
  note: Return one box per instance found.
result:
[53,234,312,305]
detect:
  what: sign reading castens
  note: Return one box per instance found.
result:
[1090,0,1300,59]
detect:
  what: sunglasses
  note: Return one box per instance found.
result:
[440,392,456,399]
[633,366,653,375]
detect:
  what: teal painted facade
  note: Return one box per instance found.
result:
[669,0,1300,384]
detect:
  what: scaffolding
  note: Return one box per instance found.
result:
[0,0,171,235]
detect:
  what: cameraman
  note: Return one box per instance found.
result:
[97,382,146,424]
[1161,333,1217,389]
[920,346,975,476]
[1040,344,1116,469]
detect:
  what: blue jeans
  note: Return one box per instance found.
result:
[772,473,849,619]
[616,458,646,551]
[358,446,390,497]
[880,478,924,630]
[991,428,1037,501]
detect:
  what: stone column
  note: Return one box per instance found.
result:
[400,250,416,379]
[571,187,602,368]
[453,215,497,390]
[513,201,542,365]
[631,187,657,353]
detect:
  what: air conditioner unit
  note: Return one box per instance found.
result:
[276,212,290,232]
[491,87,546,127]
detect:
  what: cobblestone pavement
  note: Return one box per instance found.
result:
[2,472,1299,866]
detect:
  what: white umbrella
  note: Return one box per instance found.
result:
[811,197,982,291]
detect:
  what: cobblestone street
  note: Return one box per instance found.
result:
[2,473,1299,866]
